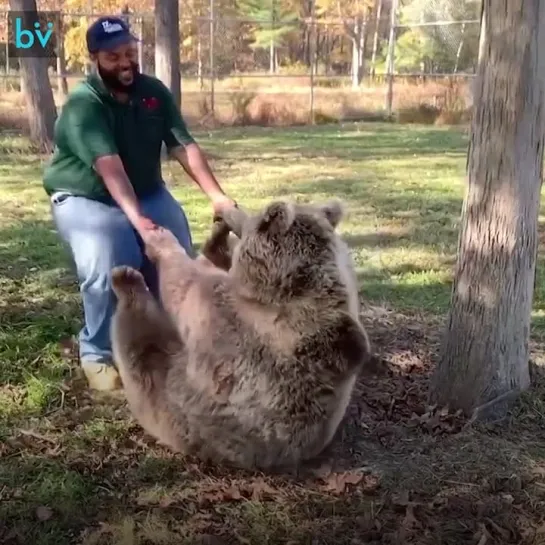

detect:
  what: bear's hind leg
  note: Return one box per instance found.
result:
[110,266,187,449]
[111,265,184,380]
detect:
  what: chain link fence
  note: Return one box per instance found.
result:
[0,0,482,128]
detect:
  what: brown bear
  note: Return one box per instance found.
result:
[110,200,372,472]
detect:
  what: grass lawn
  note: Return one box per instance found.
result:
[1,122,545,545]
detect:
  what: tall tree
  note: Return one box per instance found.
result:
[429,0,545,419]
[155,0,181,108]
[369,0,383,78]
[392,0,480,74]
[9,0,57,152]
[315,0,374,86]
[56,14,68,96]
[238,0,298,74]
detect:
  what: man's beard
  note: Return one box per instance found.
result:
[97,61,140,93]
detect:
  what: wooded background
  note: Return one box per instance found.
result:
[0,0,481,125]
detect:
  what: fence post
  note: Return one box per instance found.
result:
[385,0,398,118]
[209,0,215,117]
[309,0,316,124]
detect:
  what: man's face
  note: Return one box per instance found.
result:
[93,41,139,92]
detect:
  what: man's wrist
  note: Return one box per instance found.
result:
[208,191,227,203]
[123,206,145,227]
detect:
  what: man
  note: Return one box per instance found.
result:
[43,16,237,391]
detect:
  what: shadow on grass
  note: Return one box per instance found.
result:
[359,273,453,314]
[278,174,463,223]
[0,215,215,397]
[0,456,97,545]
[0,219,81,418]
[0,219,70,278]
[199,123,470,163]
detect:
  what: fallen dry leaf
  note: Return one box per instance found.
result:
[36,505,53,521]
[402,504,420,530]
[392,489,410,507]
[198,482,245,505]
[485,517,511,540]
[223,486,243,500]
[475,522,490,545]
[249,477,278,501]
[159,496,175,508]
[359,472,381,494]
[323,469,365,494]
[393,503,422,543]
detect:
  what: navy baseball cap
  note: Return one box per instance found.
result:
[86,16,138,53]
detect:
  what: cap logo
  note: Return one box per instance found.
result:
[101,20,124,33]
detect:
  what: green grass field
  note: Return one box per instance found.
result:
[2,122,545,545]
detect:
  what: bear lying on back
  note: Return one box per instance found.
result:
[110,200,372,472]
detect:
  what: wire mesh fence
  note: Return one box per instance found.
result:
[0,0,482,127]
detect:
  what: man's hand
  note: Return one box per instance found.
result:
[132,215,158,238]
[211,194,237,222]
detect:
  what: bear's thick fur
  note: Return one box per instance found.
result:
[110,200,372,471]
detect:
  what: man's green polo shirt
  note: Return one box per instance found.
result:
[43,72,195,203]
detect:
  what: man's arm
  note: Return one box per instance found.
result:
[63,96,155,234]
[169,143,228,202]
[93,155,155,233]
[158,82,234,209]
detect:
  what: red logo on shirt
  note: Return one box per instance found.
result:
[142,96,159,110]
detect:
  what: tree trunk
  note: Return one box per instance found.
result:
[56,16,68,96]
[9,0,57,153]
[269,38,275,74]
[269,1,276,75]
[429,0,545,419]
[350,19,362,88]
[351,13,368,88]
[155,0,181,109]
[453,22,466,74]
[385,0,397,116]
[370,0,383,78]
[197,29,203,89]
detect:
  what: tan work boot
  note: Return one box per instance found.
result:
[81,359,122,391]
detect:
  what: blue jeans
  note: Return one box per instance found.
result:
[50,185,194,364]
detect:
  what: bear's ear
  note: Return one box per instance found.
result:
[257,201,295,235]
[320,200,345,228]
